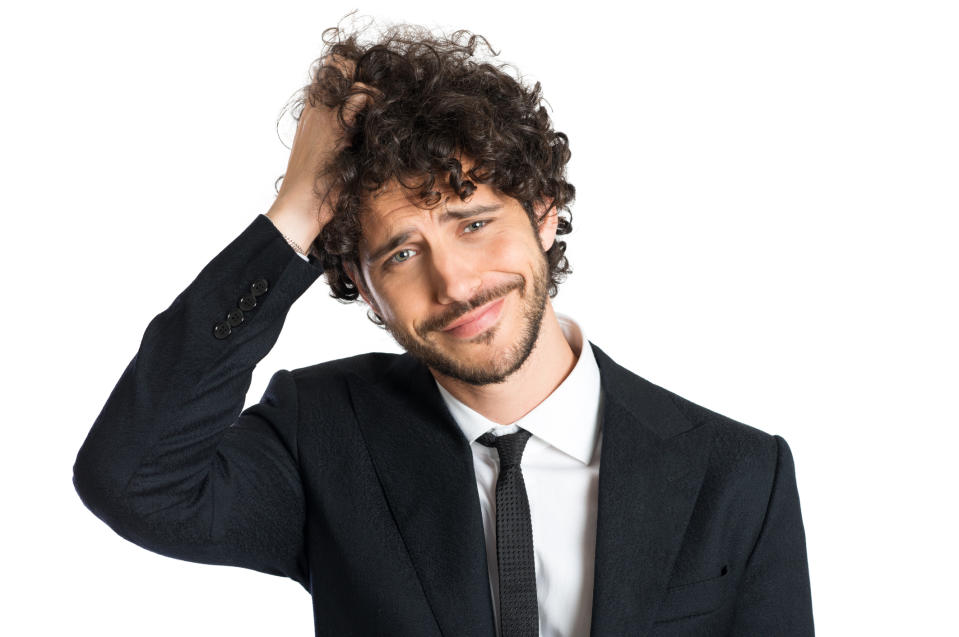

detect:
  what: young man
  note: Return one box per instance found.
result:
[74,21,814,637]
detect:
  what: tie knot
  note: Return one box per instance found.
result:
[477,428,532,468]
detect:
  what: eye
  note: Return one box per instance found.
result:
[388,248,416,266]
[464,220,489,233]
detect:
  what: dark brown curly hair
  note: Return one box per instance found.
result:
[278,15,575,325]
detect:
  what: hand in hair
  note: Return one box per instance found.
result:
[267,54,378,248]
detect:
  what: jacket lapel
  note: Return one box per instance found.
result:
[588,342,714,636]
[347,352,496,637]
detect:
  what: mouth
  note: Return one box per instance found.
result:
[441,296,507,339]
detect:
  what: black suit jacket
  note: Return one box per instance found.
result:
[73,214,814,636]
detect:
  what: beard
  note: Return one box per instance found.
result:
[381,251,550,386]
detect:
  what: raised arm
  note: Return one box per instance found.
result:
[73,214,323,589]
[73,54,377,590]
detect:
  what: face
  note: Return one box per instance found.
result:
[348,177,558,386]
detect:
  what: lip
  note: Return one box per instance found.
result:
[441,296,506,339]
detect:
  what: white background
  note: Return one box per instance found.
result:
[2,1,956,635]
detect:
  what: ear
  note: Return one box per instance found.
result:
[533,197,559,252]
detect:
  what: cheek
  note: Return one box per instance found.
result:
[390,293,426,318]
[483,230,536,269]
[374,284,426,324]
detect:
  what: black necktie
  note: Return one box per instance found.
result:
[477,428,539,637]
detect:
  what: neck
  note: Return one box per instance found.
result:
[429,300,577,425]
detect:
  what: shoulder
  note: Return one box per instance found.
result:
[665,386,788,479]
[289,351,402,389]
[645,379,794,507]
[593,341,786,479]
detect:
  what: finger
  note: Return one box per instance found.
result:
[322,53,356,78]
[341,82,379,125]
[351,80,383,99]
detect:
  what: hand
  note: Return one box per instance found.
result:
[268,55,377,245]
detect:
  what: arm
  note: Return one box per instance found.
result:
[73,214,322,590]
[74,54,376,590]
[730,435,815,635]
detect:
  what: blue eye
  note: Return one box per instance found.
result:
[389,248,416,265]
[385,220,490,270]
[464,220,489,233]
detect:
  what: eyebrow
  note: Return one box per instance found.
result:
[365,203,504,266]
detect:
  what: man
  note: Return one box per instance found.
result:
[73,20,814,637]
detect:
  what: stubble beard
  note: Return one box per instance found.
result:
[383,254,550,386]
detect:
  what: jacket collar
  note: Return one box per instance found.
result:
[346,340,713,637]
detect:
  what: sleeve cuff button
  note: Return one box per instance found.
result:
[238,294,257,311]
[251,278,269,296]
[213,321,232,339]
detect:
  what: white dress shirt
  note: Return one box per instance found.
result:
[434,314,604,637]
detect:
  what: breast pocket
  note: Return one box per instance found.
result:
[654,564,731,623]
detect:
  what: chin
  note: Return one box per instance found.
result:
[438,322,541,386]
[388,272,548,385]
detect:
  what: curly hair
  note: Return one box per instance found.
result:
[278,15,575,325]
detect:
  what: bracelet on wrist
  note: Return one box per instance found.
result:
[281,233,307,256]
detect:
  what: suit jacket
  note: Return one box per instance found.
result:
[73,214,814,636]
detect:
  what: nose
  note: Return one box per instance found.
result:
[428,243,483,306]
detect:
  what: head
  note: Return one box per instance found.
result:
[287,16,576,385]
[347,170,558,385]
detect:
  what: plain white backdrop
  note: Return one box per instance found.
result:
[2,1,956,635]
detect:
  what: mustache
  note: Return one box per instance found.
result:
[420,278,523,335]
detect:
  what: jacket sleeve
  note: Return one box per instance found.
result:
[731,435,815,635]
[72,214,324,592]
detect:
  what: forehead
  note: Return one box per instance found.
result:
[360,178,505,237]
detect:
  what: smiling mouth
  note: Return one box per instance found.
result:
[440,296,507,339]
[443,298,499,330]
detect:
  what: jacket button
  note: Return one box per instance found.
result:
[213,321,232,339]
[238,293,257,312]
[251,278,269,296]
[227,308,244,326]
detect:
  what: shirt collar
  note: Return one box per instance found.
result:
[434,313,603,465]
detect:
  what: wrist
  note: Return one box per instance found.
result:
[266,198,322,255]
